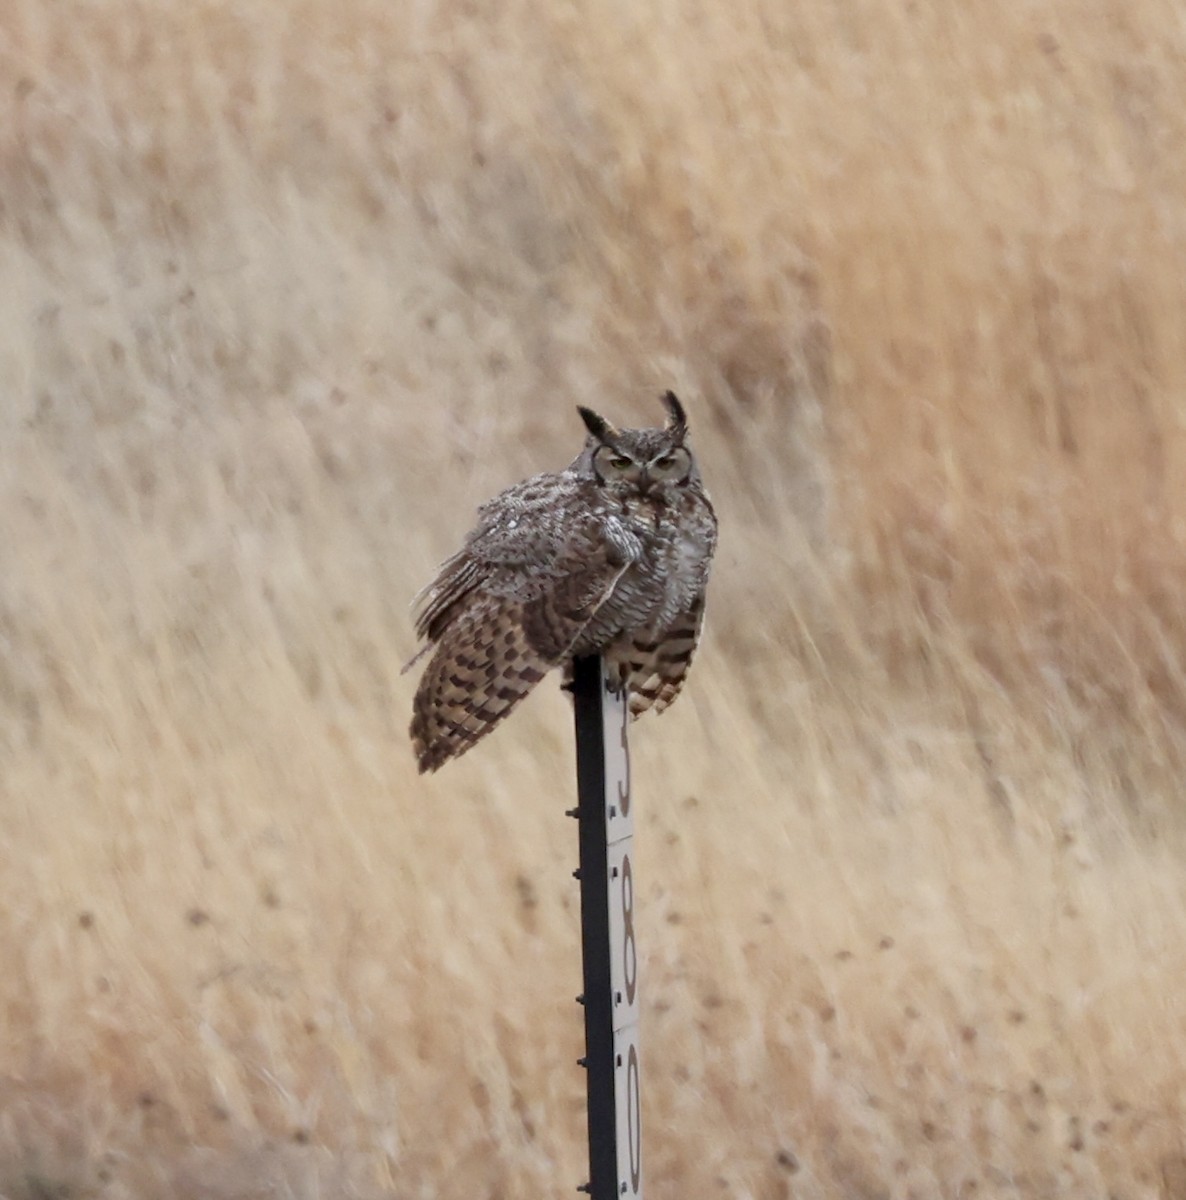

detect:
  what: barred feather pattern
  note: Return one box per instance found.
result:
[407,397,717,773]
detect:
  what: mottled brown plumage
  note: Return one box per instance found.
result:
[407,393,717,772]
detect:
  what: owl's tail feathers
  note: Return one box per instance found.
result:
[409,605,555,773]
[620,599,706,719]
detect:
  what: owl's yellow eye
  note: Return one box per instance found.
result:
[610,454,633,470]
[653,454,674,469]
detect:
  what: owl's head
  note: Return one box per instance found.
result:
[573,392,699,499]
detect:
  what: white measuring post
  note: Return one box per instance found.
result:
[569,655,642,1199]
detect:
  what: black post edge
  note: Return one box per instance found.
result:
[572,654,617,1199]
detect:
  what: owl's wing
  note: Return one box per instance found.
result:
[411,475,608,636]
[620,591,708,719]
[408,479,633,772]
[407,547,483,652]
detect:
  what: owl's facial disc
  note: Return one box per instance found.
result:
[592,444,643,485]
[647,447,692,483]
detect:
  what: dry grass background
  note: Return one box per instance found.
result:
[3,0,1186,1196]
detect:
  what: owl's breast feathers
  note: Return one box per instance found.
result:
[618,488,716,578]
[575,487,715,642]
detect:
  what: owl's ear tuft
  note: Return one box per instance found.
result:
[577,406,620,443]
[661,391,688,440]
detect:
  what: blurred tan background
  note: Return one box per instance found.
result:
[3,1,1186,1196]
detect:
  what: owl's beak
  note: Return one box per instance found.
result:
[637,468,653,494]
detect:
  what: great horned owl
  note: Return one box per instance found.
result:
[407,392,717,773]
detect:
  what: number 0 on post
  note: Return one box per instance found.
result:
[571,656,642,1200]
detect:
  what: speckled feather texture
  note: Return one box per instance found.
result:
[407,394,717,773]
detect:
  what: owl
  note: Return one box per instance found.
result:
[406,392,717,773]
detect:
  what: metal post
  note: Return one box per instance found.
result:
[571,655,641,1199]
